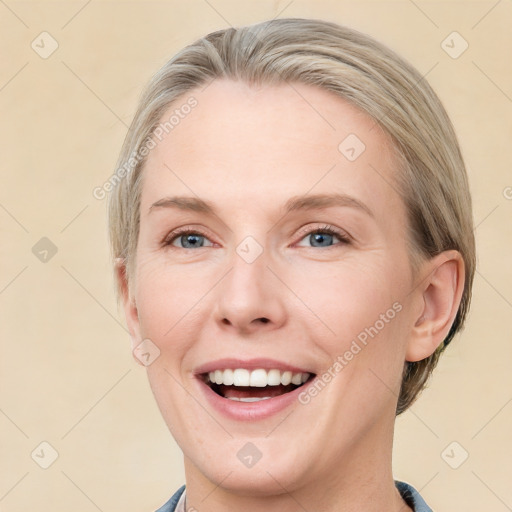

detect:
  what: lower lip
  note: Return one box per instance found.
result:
[196,378,313,421]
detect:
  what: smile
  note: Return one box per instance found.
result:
[194,358,317,420]
[203,368,312,402]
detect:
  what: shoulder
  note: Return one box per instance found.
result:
[395,480,433,512]
[155,485,186,512]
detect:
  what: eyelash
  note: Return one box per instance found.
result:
[162,224,351,249]
[162,227,210,248]
[295,224,351,247]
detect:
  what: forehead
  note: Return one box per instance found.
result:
[139,79,405,224]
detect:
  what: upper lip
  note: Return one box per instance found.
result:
[194,358,314,376]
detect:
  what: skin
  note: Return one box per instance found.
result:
[117,79,465,512]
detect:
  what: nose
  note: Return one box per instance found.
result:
[213,247,287,335]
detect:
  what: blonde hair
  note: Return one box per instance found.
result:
[108,18,475,415]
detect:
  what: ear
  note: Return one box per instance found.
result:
[406,250,465,362]
[115,258,144,364]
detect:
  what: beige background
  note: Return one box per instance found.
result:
[1,1,511,510]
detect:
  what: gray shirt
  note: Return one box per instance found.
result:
[156,480,433,511]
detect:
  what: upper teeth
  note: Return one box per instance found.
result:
[208,368,310,387]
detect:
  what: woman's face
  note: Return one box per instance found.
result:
[124,79,423,493]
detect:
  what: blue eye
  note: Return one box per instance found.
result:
[163,225,350,250]
[166,231,214,249]
[296,226,350,248]
[308,232,335,247]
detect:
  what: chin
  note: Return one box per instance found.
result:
[185,437,312,496]
[203,462,307,496]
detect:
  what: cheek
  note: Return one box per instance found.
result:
[133,253,217,358]
[289,257,402,340]
[287,255,410,400]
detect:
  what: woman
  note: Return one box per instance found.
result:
[108,18,475,512]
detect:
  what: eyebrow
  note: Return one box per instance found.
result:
[148,193,374,218]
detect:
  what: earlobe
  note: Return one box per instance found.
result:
[406,250,465,362]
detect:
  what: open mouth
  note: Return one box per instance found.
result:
[201,368,315,402]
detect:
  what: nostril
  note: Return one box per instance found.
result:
[220,317,269,327]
